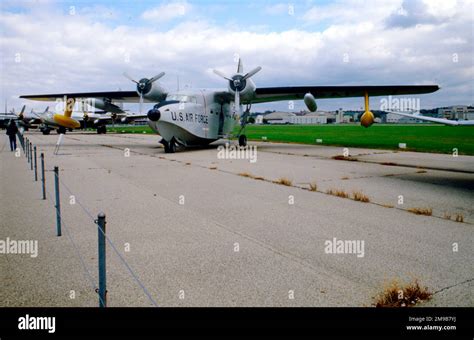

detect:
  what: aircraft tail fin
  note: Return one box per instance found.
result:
[64,98,74,118]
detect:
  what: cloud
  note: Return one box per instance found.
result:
[0,0,472,113]
[385,0,440,28]
[385,0,471,28]
[141,1,192,22]
[302,0,402,24]
[264,3,292,16]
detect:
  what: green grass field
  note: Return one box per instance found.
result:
[102,124,474,155]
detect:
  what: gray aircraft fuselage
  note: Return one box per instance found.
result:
[147,88,246,146]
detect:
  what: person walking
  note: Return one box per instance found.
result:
[6,120,19,152]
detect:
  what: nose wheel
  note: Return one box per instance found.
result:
[96,125,107,134]
[162,138,176,153]
[238,134,247,147]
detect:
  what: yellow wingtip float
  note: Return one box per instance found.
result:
[360,91,375,128]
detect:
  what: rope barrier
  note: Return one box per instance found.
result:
[43,188,106,307]
[53,170,158,307]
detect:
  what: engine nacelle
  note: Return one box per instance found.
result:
[304,93,317,112]
[141,82,167,102]
[227,74,256,101]
[86,98,123,114]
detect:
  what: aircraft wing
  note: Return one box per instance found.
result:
[387,110,474,126]
[19,91,147,103]
[0,114,18,120]
[250,85,440,104]
[82,113,148,124]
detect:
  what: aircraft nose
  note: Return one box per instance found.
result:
[147,109,161,122]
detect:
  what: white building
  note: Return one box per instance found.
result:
[438,106,474,120]
[264,111,328,124]
[386,113,419,123]
[264,112,295,124]
[335,109,344,123]
[288,114,327,124]
[255,115,264,124]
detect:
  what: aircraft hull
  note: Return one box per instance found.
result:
[148,120,217,146]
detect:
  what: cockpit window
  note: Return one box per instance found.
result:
[167,94,197,103]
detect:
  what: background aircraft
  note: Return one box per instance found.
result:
[21,59,439,152]
[14,103,138,134]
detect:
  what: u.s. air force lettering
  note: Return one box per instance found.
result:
[171,112,208,124]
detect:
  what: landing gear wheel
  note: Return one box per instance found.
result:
[58,127,66,134]
[42,129,51,135]
[162,139,170,153]
[238,134,247,147]
[97,126,107,134]
[168,138,176,153]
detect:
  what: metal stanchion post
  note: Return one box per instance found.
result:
[34,147,38,181]
[54,166,61,236]
[41,153,46,200]
[97,212,107,307]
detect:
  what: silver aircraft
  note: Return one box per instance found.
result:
[21,59,439,153]
[14,104,132,135]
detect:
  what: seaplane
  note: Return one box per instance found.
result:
[20,59,439,152]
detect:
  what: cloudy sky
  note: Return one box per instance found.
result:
[1,0,472,114]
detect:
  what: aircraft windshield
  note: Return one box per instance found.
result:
[167,94,197,103]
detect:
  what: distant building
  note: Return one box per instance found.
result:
[335,109,343,123]
[263,112,295,124]
[343,115,353,123]
[288,114,327,124]
[255,115,264,124]
[438,106,474,120]
[263,111,328,124]
[386,113,419,123]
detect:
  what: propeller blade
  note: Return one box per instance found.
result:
[213,69,232,81]
[242,66,262,80]
[234,90,240,115]
[20,105,26,115]
[237,58,243,73]
[30,110,42,119]
[149,72,165,84]
[123,72,139,84]
[139,93,143,115]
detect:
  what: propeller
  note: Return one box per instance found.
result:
[111,112,118,125]
[18,105,26,120]
[28,108,43,120]
[123,72,165,114]
[213,62,261,116]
